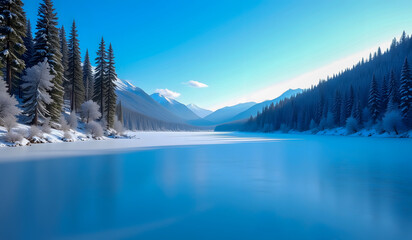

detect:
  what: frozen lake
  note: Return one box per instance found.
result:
[0,132,411,239]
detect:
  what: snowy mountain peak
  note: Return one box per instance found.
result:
[187,104,213,118]
[115,78,137,91]
[151,92,175,104]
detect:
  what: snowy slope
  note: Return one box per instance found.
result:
[230,88,303,121]
[150,93,200,121]
[187,104,213,118]
[115,79,184,123]
[204,102,256,124]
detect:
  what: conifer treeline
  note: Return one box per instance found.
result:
[0,0,122,128]
[242,32,412,134]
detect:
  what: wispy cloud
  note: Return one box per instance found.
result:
[155,89,181,99]
[185,80,208,88]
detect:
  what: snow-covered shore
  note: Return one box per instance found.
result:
[0,131,277,162]
[288,127,411,138]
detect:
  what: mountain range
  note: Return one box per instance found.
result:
[150,93,200,121]
[229,88,303,122]
[115,78,303,130]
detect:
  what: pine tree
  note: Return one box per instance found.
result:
[340,94,347,125]
[21,60,54,125]
[346,85,354,118]
[83,49,93,101]
[22,20,34,68]
[31,0,64,122]
[21,19,35,98]
[333,90,341,125]
[105,43,117,128]
[93,37,107,117]
[352,99,361,124]
[399,58,412,125]
[381,76,389,113]
[388,70,400,111]
[67,20,84,112]
[368,74,381,122]
[0,0,27,94]
[59,25,69,97]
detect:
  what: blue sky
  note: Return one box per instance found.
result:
[25,0,412,110]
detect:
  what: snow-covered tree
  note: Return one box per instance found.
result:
[383,110,404,135]
[83,49,93,101]
[68,110,77,130]
[346,116,359,134]
[0,77,20,127]
[381,76,389,113]
[113,116,124,135]
[0,0,27,94]
[105,43,117,127]
[31,0,64,122]
[399,58,412,126]
[21,60,54,125]
[80,100,101,123]
[58,114,69,132]
[368,75,381,122]
[93,37,107,117]
[68,21,84,111]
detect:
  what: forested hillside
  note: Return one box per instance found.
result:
[240,32,412,135]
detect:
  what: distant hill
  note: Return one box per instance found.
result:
[204,102,256,124]
[187,104,213,118]
[151,93,200,121]
[230,88,303,121]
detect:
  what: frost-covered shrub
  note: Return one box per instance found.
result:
[80,100,101,123]
[59,115,70,132]
[42,118,52,134]
[0,77,20,127]
[280,123,289,133]
[28,125,43,139]
[100,117,107,130]
[3,116,17,132]
[15,128,28,138]
[86,121,103,138]
[68,111,78,130]
[113,117,124,135]
[346,117,359,134]
[5,131,23,143]
[63,131,72,141]
[383,110,404,135]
